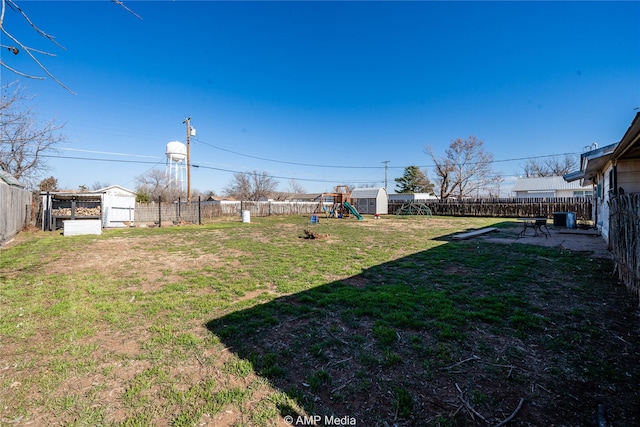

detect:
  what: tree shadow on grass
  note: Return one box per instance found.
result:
[206,231,640,426]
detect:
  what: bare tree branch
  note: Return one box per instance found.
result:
[522,154,578,177]
[223,170,279,201]
[0,0,141,92]
[0,84,66,188]
[111,0,142,20]
[6,0,65,49]
[427,136,500,199]
[135,168,185,203]
[0,0,75,92]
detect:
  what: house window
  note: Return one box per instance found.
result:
[573,191,594,198]
[608,169,616,195]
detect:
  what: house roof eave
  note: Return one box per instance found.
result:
[612,112,640,161]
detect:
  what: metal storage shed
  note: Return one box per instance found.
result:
[98,185,136,228]
[350,187,388,215]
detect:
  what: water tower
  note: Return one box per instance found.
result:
[165,141,187,190]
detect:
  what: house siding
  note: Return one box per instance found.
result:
[617,159,640,193]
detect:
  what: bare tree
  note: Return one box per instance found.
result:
[286,178,306,195]
[428,136,499,199]
[135,168,185,202]
[223,170,279,201]
[522,154,578,177]
[0,83,66,188]
[91,181,111,191]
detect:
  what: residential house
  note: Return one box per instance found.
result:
[388,192,438,203]
[564,112,640,240]
[512,176,593,199]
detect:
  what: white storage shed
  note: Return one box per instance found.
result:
[350,187,389,215]
[98,185,136,228]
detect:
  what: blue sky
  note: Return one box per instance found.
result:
[2,0,639,195]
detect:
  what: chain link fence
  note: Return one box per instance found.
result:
[134,198,319,225]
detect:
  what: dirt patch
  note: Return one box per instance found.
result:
[37,234,234,286]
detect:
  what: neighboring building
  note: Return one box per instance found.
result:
[388,193,438,203]
[512,176,593,199]
[564,112,640,239]
[0,170,25,187]
[285,193,324,202]
[350,187,389,215]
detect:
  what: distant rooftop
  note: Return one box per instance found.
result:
[512,176,592,192]
[0,170,24,187]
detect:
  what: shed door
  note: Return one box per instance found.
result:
[356,198,369,214]
[104,195,135,227]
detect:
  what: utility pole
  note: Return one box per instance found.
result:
[183,117,191,204]
[382,160,390,189]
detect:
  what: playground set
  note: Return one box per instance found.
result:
[311,185,364,222]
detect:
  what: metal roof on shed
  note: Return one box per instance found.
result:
[350,187,388,198]
[512,176,592,192]
[0,170,24,187]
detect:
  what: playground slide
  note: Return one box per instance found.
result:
[343,201,364,221]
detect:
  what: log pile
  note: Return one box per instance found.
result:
[302,229,329,239]
[52,207,101,217]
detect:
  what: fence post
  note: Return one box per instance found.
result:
[158,196,162,227]
[198,196,202,225]
[44,191,50,231]
[178,197,181,220]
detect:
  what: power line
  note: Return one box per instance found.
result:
[193,137,382,169]
[39,153,380,184]
[193,136,583,170]
[60,147,163,159]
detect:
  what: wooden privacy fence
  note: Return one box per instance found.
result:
[389,197,593,220]
[134,199,319,224]
[609,194,640,305]
[0,184,32,246]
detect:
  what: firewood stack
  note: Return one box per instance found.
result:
[52,207,101,216]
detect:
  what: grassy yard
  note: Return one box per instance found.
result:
[1,215,639,426]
